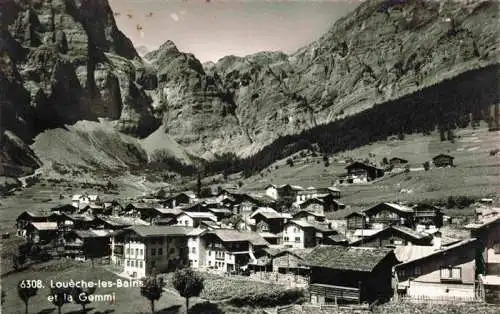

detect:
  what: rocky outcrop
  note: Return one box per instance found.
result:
[1,0,498,176]
[146,0,499,158]
[0,0,160,175]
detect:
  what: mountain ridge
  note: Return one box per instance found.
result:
[1,0,498,178]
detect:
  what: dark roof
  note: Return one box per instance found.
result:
[349,226,431,246]
[364,203,414,214]
[293,210,325,218]
[345,211,367,218]
[345,161,383,171]
[302,246,394,272]
[206,229,269,246]
[327,234,349,243]
[287,220,333,233]
[432,154,454,160]
[389,157,408,163]
[123,225,193,237]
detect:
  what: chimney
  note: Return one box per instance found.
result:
[433,231,442,250]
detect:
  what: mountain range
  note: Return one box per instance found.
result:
[1,0,498,179]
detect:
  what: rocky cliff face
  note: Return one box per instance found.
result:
[1,0,498,176]
[0,0,160,174]
[146,0,498,158]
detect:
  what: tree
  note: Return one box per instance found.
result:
[140,276,164,313]
[1,290,5,306]
[382,157,389,165]
[172,268,204,312]
[237,181,243,188]
[17,280,38,314]
[286,158,294,167]
[49,287,70,314]
[71,285,96,313]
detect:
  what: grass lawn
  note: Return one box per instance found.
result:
[1,261,188,314]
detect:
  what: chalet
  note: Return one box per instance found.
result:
[202,229,269,273]
[478,274,500,304]
[152,207,184,221]
[162,192,195,208]
[25,222,59,244]
[298,197,345,215]
[394,238,480,301]
[303,246,398,304]
[466,216,500,275]
[16,211,59,237]
[250,208,287,234]
[207,208,232,220]
[124,203,156,219]
[103,200,124,215]
[345,212,368,230]
[57,213,96,231]
[63,229,112,259]
[51,204,78,214]
[296,187,340,203]
[94,216,149,230]
[350,226,433,247]
[72,194,101,209]
[413,204,444,228]
[292,210,326,223]
[270,248,314,275]
[187,228,206,269]
[175,212,217,228]
[265,184,304,202]
[345,162,384,182]
[110,225,193,278]
[282,220,336,249]
[432,154,455,168]
[389,157,409,168]
[364,203,414,229]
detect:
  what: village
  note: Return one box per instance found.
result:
[8,154,500,313]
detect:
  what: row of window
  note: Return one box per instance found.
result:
[283,236,301,243]
[208,261,225,268]
[207,251,225,258]
[126,259,144,268]
[283,227,299,234]
[398,266,461,281]
[126,248,144,256]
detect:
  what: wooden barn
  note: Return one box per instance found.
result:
[345,162,385,181]
[349,226,433,247]
[364,203,415,229]
[302,246,398,304]
[345,212,368,230]
[432,154,455,168]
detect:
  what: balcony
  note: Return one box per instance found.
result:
[310,283,360,302]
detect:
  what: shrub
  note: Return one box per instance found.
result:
[227,288,305,308]
[489,149,499,156]
[286,158,294,167]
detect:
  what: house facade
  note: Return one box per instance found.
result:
[364,203,415,229]
[345,162,385,182]
[350,226,433,247]
[432,154,455,168]
[394,238,480,301]
[303,246,398,304]
[175,212,217,228]
[467,217,500,275]
[282,220,335,249]
[110,226,192,278]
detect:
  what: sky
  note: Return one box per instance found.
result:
[108,0,360,62]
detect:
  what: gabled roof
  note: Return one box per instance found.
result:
[345,161,383,171]
[364,202,414,214]
[350,226,431,246]
[293,210,325,218]
[116,225,193,238]
[179,211,217,221]
[154,207,184,216]
[432,154,454,160]
[29,222,58,230]
[98,216,149,227]
[395,238,478,268]
[205,229,269,246]
[72,229,112,239]
[345,211,367,218]
[287,220,333,233]
[465,216,500,231]
[394,245,436,263]
[302,246,395,272]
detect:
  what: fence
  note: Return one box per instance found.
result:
[400,295,479,304]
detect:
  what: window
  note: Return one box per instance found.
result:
[295,237,301,243]
[126,260,130,267]
[158,248,163,255]
[440,267,461,281]
[208,251,211,256]
[494,243,500,254]
[191,247,196,254]
[135,260,138,267]
[208,261,212,266]
[151,248,156,256]
[185,220,189,226]
[135,248,138,255]
[139,261,143,268]
[293,227,298,233]
[414,266,421,276]
[126,248,130,255]
[284,236,289,242]
[140,249,143,255]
